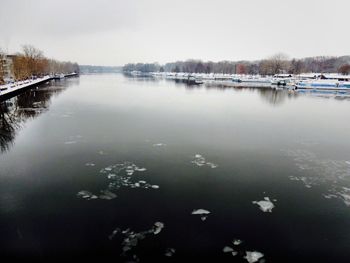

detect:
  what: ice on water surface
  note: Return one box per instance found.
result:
[165,248,176,257]
[192,209,210,221]
[77,161,158,200]
[223,246,234,253]
[233,239,242,245]
[77,190,98,200]
[153,222,164,235]
[191,154,218,168]
[109,222,165,260]
[253,197,275,212]
[283,148,350,206]
[191,209,210,215]
[244,251,264,263]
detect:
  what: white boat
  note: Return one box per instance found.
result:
[295,74,350,90]
[271,74,294,86]
[232,75,271,84]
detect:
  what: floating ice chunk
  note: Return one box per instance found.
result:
[192,209,210,220]
[223,246,234,253]
[151,185,160,189]
[135,167,147,172]
[323,193,337,199]
[64,141,76,144]
[345,161,350,165]
[153,222,164,235]
[206,162,218,169]
[85,162,95,167]
[99,190,117,200]
[139,180,146,184]
[253,197,275,212]
[233,239,242,245]
[108,227,121,240]
[107,173,117,179]
[77,190,98,200]
[232,251,238,256]
[244,251,264,263]
[192,154,218,168]
[192,209,210,215]
[105,167,112,171]
[134,183,140,187]
[165,248,176,257]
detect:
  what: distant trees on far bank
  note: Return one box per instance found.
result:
[0,45,79,83]
[123,54,350,75]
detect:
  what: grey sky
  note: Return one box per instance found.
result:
[1,0,349,66]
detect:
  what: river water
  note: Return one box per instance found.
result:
[1,74,350,262]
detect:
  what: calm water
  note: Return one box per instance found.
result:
[1,74,350,262]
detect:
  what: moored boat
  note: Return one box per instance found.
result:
[295,74,350,90]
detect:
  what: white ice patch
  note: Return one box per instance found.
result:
[192,209,210,221]
[223,246,234,253]
[233,239,242,245]
[85,162,96,167]
[284,149,350,206]
[191,154,218,168]
[223,244,238,256]
[109,222,165,259]
[77,190,98,200]
[153,222,164,235]
[99,162,158,195]
[165,248,176,257]
[192,209,210,215]
[244,251,264,263]
[253,197,275,212]
[99,190,117,200]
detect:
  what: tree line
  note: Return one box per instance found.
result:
[0,45,79,84]
[123,53,350,75]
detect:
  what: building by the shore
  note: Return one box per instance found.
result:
[1,55,16,83]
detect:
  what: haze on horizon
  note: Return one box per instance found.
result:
[1,0,349,66]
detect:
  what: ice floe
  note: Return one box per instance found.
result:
[77,190,98,200]
[99,190,117,200]
[223,246,238,256]
[191,154,218,168]
[253,197,275,212]
[191,209,210,221]
[283,148,350,206]
[165,248,176,257]
[233,239,242,245]
[244,251,264,263]
[85,162,96,167]
[153,222,164,235]
[77,162,158,201]
[109,222,165,259]
[223,246,234,253]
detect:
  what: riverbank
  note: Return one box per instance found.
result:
[0,73,79,101]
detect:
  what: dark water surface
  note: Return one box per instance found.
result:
[1,74,350,262]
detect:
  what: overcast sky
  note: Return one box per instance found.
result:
[1,0,349,66]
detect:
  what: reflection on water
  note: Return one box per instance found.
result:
[0,79,74,153]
